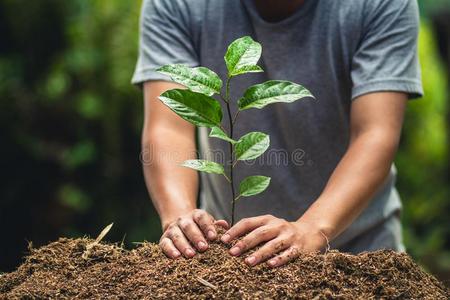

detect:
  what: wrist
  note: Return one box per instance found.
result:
[295,214,335,242]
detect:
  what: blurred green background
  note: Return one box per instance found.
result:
[0,0,449,285]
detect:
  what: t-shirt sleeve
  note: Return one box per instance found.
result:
[351,0,423,100]
[131,0,199,86]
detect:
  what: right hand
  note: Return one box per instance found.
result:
[159,209,229,259]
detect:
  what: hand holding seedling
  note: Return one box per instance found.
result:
[156,36,314,264]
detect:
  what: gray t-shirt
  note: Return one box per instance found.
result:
[132,0,423,249]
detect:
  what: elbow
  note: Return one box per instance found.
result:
[351,128,401,160]
[141,130,158,167]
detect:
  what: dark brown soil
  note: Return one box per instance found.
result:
[0,236,448,299]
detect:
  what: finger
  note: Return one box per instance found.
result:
[214,220,229,230]
[267,246,301,268]
[159,237,181,259]
[177,217,208,252]
[167,225,196,258]
[229,225,277,256]
[193,210,217,241]
[221,216,267,244]
[245,238,289,266]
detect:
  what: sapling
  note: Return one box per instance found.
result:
[156,36,314,226]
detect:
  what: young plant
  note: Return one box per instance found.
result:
[156,36,314,226]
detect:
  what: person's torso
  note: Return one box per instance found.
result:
[182,0,401,247]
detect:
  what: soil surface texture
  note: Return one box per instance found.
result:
[0,236,448,299]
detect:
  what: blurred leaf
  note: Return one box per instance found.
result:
[58,184,91,212]
[44,69,70,101]
[76,92,103,119]
[62,140,96,169]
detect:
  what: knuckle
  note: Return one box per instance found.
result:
[255,249,270,261]
[263,214,273,220]
[290,246,300,256]
[201,223,214,233]
[178,219,190,230]
[237,240,248,251]
[278,221,288,229]
[192,209,202,220]
[257,227,270,238]
[274,240,285,251]
[169,232,181,241]
[166,223,176,231]
[239,218,250,227]
[192,235,204,243]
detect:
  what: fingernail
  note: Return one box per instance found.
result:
[197,241,207,250]
[268,259,276,266]
[207,230,216,240]
[185,248,195,257]
[221,233,230,243]
[229,246,240,256]
[246,256,256,266]
[172,250,181,258]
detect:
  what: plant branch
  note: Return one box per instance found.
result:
[232,110,240,125]
[232,160,238,168]
[224,77,237,226]
[219,94,228,104]
[222,173,231,183]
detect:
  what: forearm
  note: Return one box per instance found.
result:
[299,130,399,240]
[142,128,198,230]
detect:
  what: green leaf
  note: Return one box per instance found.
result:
[156,64,222,96]
[209,127,237,144]
[228,65,264,77]
[159,89,222,127]
[181,159,224,174]
[238,80,314,110]
[225,36,263,77]
[235,132,270,161]
[239,176,271,197]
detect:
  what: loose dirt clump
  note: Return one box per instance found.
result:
[0,237,448,299]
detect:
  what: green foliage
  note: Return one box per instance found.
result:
[159,89,223,127]
[224,36,264,77]
[396,21,450,276]
[238,80,314,110]
[209,127,237,144]
[181,160,225,175]
[239,176,271,197]
[0,0,159,272]
[158,36,313,224]
[156,64,222,96]
[235,132,270,161]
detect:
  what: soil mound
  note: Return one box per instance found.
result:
[0,237,448,299]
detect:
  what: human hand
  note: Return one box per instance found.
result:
[221,215,327,267]
[159,209,229,259]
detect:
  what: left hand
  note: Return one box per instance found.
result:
[221,215,328,267]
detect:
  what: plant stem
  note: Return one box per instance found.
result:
[224,77,237,226]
